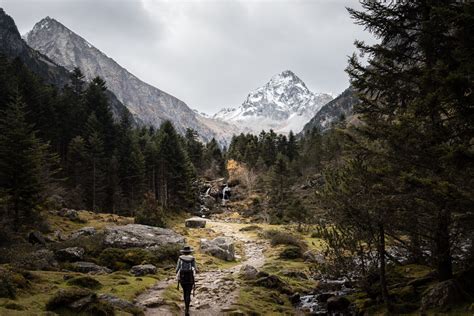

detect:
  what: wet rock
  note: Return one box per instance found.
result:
[70,227,96,239]
[55,247,84,262]
[104,224,185,249]
[28,231,46,246]
[58,208,79,221]
[239,264,258,280]
[200,237,235,261]
[70,262,112,274]
[421,280,465,311]
[129,264,157,276]
[327,296,350,313]
[289,293,301,304]
[185,217,207,228]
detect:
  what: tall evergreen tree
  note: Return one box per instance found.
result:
[0,92,58,230]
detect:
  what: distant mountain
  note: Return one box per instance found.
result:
[25,17,233,144]
[213,70,333,134]
[301,86,358,133]
[0,8,131,121]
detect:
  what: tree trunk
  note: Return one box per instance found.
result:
[435,208,453,280]
[92,159,96,212]
[378,223,390,305]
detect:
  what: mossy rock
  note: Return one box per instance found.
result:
[46,288,114,315]
[279,246,303,260]
[67,276,103,289]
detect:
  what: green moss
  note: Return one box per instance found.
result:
[233,286,293,314]
[67,276,102,289]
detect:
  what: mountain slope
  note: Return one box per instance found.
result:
[0,8,131,121]
[301,86,358,133]
[25,17,231,143]
[213,70,333,134]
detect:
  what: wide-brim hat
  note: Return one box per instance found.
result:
[180,246,193,254]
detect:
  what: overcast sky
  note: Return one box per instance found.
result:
[2,0,374,114]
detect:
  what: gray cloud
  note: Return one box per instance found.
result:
[1,0,375,114]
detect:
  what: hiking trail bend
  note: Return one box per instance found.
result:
[136,219,268,315]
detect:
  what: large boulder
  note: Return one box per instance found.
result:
[70,227,96,239]
[104,224,185,249]
[421,280,465,311]
[303,250,326,264]
[240,264,258,280]
[70,262,112,274]
[129,264,157,276]
[200,237,235,261]
[185,217,207,228]
[55,247,84,262]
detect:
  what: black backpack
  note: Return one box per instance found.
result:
[179,257,195,284]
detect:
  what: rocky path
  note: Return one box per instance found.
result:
[136,220,268,315]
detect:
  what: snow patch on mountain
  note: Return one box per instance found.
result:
[213,70,333,134]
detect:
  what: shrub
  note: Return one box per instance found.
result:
[263,230,306,249]
[0,273,17,299]
[98,248,152,270]
[135,192,166,227]
[67,276,102,289]
[149,243,181,263]
[279,246,304,259]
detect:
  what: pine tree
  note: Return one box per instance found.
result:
[345,0,474,283]
[156,121,196,211]
[0,92,57,230]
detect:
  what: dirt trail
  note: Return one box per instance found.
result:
[136,220,268,315]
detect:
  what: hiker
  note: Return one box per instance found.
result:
[176,246,197,315]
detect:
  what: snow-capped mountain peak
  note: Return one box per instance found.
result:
[213,70,333,134]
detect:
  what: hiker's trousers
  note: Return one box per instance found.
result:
[181,283,193,312]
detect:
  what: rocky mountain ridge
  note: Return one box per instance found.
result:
[25,16,236,144]
[0,9,130,121]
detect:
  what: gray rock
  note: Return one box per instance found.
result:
[104,224,185,249]
[58,208,79,220]
[28,249,58,270]
[303,250,326,264]
[98,293,138,312]
[70,227,96,239]
[70,262,111,274]
[55,247,85,262]
[239,264,258,280]
[185,217,207,228]
[129,264,157,276]
[200,237,235,261]
[421,280,465,311]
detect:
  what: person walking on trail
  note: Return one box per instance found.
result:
[222,183,231,206]
[176,246,197,315]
